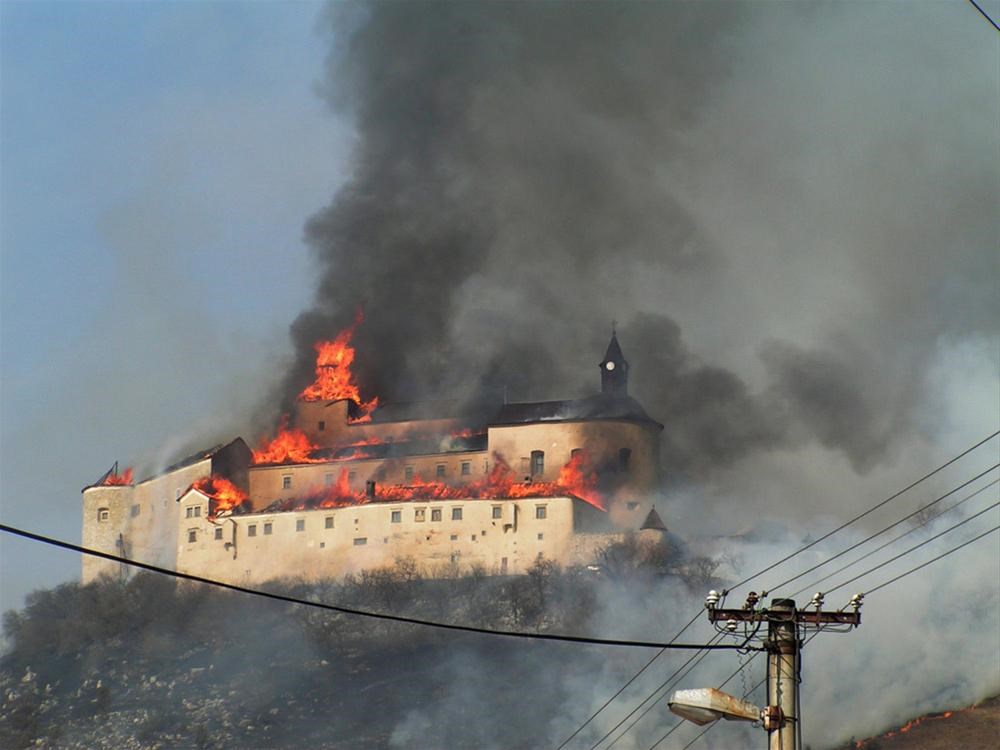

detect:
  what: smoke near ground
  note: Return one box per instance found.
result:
[280,1,997,504]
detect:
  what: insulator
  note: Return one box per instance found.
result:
[809,592,824,608]
[745,591,759,608]
[725,618,738,632]
[705,590,721,609]
[849,592,865,610]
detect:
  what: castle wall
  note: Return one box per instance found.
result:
[81,458,214,583]
[175,494,594,585]
[294,399,466,448]
[486,420,660,524]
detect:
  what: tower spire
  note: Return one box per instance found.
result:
[599,328,629,396]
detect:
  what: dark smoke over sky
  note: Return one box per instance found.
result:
[283,1,997,493]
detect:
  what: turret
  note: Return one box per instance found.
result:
[599,330,630,395]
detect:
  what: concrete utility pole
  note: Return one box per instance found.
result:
[706,594,862,750]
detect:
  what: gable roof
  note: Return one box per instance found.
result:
[491,393,661,428]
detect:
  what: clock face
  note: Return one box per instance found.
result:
[605,361,616,371]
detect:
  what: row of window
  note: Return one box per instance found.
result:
[188,527,549,546]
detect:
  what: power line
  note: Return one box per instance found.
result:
[789,479,999,599]
[825,519,1000,597]
[968,0,1000,31]
[726,430,999,594]
[766,465,999,594]
[554,609,704,750]
[557,433,999,748]
[0,523,756,652]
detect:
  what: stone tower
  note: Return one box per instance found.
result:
[599,330,629,396]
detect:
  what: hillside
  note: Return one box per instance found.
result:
[835,696,1000,750]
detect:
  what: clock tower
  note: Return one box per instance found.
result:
[599,328,629,396]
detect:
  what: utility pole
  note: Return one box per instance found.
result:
[704,593,862,750]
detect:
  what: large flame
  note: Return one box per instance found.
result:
[192,475,250,519]
[101,467,133,486]
[298,310,379,420]
[264,451,606,513]
[252,418,326,465]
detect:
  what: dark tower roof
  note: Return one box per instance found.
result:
[599,330,630,396]
[640,506,668,532]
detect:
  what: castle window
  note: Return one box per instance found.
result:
[185,506,201,518]
[451,507,463,521]
[391,510,402,524]
[188,529,197,543]
[571,448,583,459]
[325,516,334,529]
[436,464,446,478]
[537,533,544,540]
[619,448,632,472]
[353,537,367,546]
[131,504,140,517]
[471,534,477,541]
[248,524,257,537]
[348,471,356,482]
[264,522,273,535]
[296,519,305,532]
[450,534,458,541]
[627,501,639,511]
[431,508,442,522]
[501,557,508,574]
[492,505,502,520]
[324,473,334,486]
[531,451,545,477]
[318,420,325,432]
[97,508,110,522]
[461,461,471,476]
[414,508,426,522]
[536,505,547,520]
[282,475,292,490]
[214,527,223,540]
[405,466,414,481]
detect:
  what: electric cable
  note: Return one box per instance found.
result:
[553,609,704,750]
[0,523,761,652]
[765,465,999,594]
[725,431,999,594]
[968,0,1000,31]
[789,479,999,598]
[826,521,1000,598]
[583,632,727,750]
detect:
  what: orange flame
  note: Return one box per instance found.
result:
[192,475,250,519]
[853,708,960,748]
[101,467,134,486]
[266,452,607,512]
[252,418,326,465]
[298,310,379,420]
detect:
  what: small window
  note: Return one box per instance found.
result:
[626,501,640,511]
[97,508,110,522]
[451,507,463,521]
[324,473,334,487]
[248,524,257,537]
[431,508,442,522]
[471,534,477,541]
[492,505,502,519]
[619,448,632,472]
[188,529,197,543]
[131,504,140,517]
[296,519,305,532]
[282,476,292,490]
[537,533,544,540]
[461,461,471,476]
[194,506,201,517]
[536,505,547,520]
[348,470,356,482]
[353,537,367,546]
[318,420,326,432]
[450,534,458,541]
[531,450,545,477]
[325,516,334,529]
[414,508,426,522]
[175,488,182,500]
[571,448,583,459]
[404,466,414,481]
[214,527,223,540]
[436,464,446,478]
[391,510,402,524]
[264,522,273,535]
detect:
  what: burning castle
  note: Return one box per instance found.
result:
[81,319,664,584]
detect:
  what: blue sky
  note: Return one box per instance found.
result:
[1,1,352,611]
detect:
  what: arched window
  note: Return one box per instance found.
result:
[531,450,545,477]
